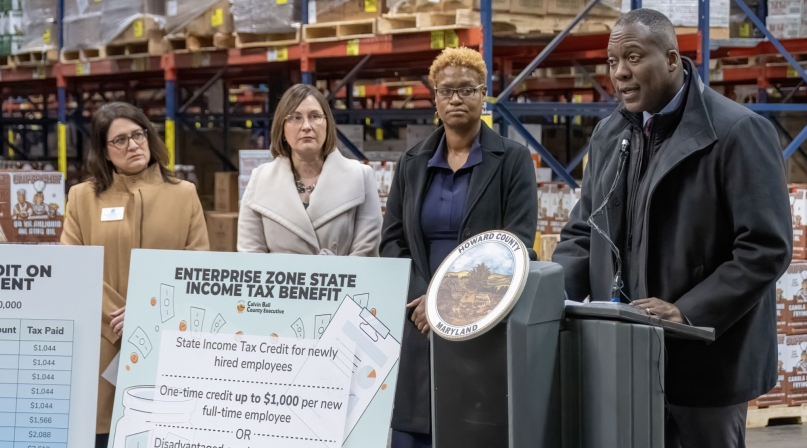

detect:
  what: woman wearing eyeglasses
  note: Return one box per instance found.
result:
[60,102,209,448]
[238,84,382,255]
[380,47,538,448]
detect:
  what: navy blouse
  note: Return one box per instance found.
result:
[420,132,483,275]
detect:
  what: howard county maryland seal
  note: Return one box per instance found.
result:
[426,230,529,341]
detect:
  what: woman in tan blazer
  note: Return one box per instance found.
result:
[60,102,209,448]
[238,84,382,255]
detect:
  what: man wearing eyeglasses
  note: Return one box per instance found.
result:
[552,9,791,447]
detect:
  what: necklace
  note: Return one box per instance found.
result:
[293,171,316,194]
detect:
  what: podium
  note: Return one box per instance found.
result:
[560,302,714,448]
[431,261,565,448]
[430,260,715,448]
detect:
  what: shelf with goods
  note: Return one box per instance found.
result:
[1,1,806,195]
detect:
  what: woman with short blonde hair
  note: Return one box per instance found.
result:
[381,47,538,448]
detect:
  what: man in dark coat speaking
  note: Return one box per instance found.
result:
[552,8,792,448]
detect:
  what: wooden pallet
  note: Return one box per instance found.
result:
[539,234,561,262]
[379,9,478,34]
[235,29,300,49]
[303,19,377,42]
[675,26,730,40]
[13,48,58,66]
[103,38,163,59]
[163,32,235,53]
[60,47,104,63]
[747,404,807,428]
[379,9,615,36]
[0,54,14,68]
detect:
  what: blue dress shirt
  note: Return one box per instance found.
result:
[420,132,483,276]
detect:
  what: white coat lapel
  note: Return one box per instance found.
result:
[247,157,320,249]
[306,150,366,229]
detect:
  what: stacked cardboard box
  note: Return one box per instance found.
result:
[537,183,579,235]
[368,161,395,214]
[206,151,272,252]
[751,334,789,407]
[621,0,731,39]
[205,211,239,252]
[536,183,580,261]
[214,172,239,213]
[16,0,57,59]
[231,0,301,36]
[783,333,807,406]
[771,185,807,409]
[238,149,273,202]
[766,0,807,39]
[336,124,365,159]
[0,0,23,58]
[165,0,234,50]
[310,0,389,24]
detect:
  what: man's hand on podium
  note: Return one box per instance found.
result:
[407,295,431,336]
[632,298,685,324]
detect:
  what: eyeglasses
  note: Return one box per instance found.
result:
[434,84,486,99]
[285,112,326,127]
[108,129,148,152]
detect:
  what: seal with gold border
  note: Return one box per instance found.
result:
[426,230,529,341]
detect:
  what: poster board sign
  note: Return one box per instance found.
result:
[0,245,103,448]
[109,250,411,448]
[0,171,65,243]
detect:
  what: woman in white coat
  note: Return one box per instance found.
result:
[238,84,382,255]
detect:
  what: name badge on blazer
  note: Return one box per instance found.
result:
[101,207,125,222]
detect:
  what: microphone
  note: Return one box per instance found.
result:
[586,130,631,302]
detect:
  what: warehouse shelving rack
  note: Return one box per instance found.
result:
[1,0,806,185]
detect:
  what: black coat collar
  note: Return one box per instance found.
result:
[403,122,505,277]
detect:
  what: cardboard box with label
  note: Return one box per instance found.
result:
[537,183,560,234]
[791,189,807,259]
[215,172,239,213]
[767,14,802,39]
[336,124,364,159]
[539,233,560,262]
[0,171,65,243]
[784,333,807,405]
[205,211,239,252]
[238,175,250,203]
[239,149,273,176]
[768,0,807,17]
[545,185,576,234]
[406,124,435,150]
[785,262,807,334]
[310,0,387,24]
[369,161,395,198]
[777,273,789,334]
[782,262,807,334]
[756,334,791,407]
[754,334,789,407]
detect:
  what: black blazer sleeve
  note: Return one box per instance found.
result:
[502,142,539,261]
